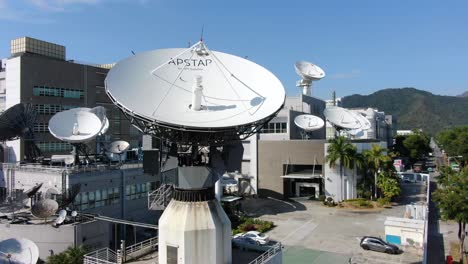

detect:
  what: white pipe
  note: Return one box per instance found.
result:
[191,75,203,111]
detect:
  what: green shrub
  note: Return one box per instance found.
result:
[377,197,391,207]
[319,195,326,202]
[357,199,373,208]
[232,217,275,234]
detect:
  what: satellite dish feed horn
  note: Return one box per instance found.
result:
[191,75,203,111]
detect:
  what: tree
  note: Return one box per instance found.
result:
[403,131,431,161]
[376,171,401,200]
[436,125,468,165]
[433,166,468,263]
[326,136,356,201]
[363,144,390,199]
[47,246,88,264]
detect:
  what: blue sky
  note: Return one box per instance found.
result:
[1,0,467,100]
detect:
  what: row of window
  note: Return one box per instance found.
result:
[33,86,84,99]
[37,142,72,152]
[33,123,49,133]
[35,104,78,115]
[73,182,155,210]
[125,183,152,201]
[74,187,121,210]
[260,122,287,134]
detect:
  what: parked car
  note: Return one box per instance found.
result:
[233,231,269,245]
[360,236,400,254]
[401,173,417,183]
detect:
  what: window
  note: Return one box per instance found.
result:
[125,183,153,201]
[33,86,84,99]
[35,104,79,115]
[260,122,287,134]
[37,142,72,152]
[33,123,49,133]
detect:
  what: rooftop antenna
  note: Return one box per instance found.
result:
[200,25,205,42]
[294,61,326,96]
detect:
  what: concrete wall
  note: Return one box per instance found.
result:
[384,217,424,248]
[257,140,326,198]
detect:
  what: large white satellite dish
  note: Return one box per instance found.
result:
[294,114,324,131]
[105,42,285,132]
[48,110,102,143]
[0,238,39,264]
[108,140,130,154]
[350,111,371,130]
[323,106,361,129]
[294,61,325,96]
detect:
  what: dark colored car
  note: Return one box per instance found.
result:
[360,236,400,254]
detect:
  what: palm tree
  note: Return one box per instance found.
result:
[325,136,355,201]
[363,144,390,199]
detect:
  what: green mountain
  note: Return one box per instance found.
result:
[341,88,468,135]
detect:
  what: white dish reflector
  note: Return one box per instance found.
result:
[105,44,285,129]
[109,140,130,154]
[0,238,39,264]
[323,107,361,129]
[294,61,325,81]
[294,114,324,131]
[49,110,102,143]
[350,111,372,130]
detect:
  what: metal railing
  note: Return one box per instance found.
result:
[83,247,118,264]
[148,184,173,210]
[124,236,158,261]
[248,242,282,264]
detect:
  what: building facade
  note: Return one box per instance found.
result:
[1,37,142,162]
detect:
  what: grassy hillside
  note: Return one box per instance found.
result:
[341,88,468,135]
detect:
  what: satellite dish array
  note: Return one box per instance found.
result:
[48,106,129,165]
[105,41,286,145]
[323,106,372,138]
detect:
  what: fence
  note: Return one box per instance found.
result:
[124,236,159,262]
[83,248,118,264]
[248,242,282,264]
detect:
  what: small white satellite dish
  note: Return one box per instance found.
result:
[0,238,39,264]
[323,106,361,129]
[108,140,130,154]
[31,199,58,219]
[54,214,65,225]
[294,114,325,131]
[294,61,326,96]
[294,61,326,81]
[71,211,78,217]
[58,209,67,218]
[49,110,102,143]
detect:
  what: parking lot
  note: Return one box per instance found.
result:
[242,182,427,264]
